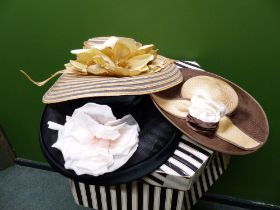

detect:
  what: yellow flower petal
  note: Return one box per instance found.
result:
[71,48,101,65]
[118,37,141,51]
[69,60,87,70]
[138,44,154,52]
[71,49,91,54]
[113,42,131,61]
[126,44,157,60]
[101,47,115,62]
[127,54,154,70]
[87,64,109,75]
[64,61,88,75]
[92,54,116,69]
[92,36,119,50]
[113,37,141,61]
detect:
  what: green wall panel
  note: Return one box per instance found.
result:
[0,0,279,205]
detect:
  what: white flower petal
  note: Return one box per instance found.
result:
[48,103,139,176]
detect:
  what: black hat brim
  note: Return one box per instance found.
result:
[40,95,180,185]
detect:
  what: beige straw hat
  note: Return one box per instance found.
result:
[151,68,269,155]
[43,60,182,103]
[21,36,183,104]
[43,37,183,103]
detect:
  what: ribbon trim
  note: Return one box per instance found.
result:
[20,69,67,86]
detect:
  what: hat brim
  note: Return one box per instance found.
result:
[151,68,269,155]
[42,58,183,104]
[40,95,180,185]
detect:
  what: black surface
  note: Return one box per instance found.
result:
[40,95,180,185]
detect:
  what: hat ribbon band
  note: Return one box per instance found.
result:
[20,69,67,86]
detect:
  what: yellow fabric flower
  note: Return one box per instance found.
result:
[67,37,166,77]
[20,36,172,86]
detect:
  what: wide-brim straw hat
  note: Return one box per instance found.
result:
[151,68,269,155]
[42,37,183,104]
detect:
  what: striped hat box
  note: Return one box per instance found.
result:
[69,153,230,210]
[142,135,214,191]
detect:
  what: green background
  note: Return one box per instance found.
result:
[0,0,279,205]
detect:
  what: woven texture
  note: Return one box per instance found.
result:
[43,60,182,104]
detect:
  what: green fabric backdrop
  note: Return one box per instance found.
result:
[0,0,279,205]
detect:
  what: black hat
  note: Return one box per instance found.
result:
[40,95,180,185]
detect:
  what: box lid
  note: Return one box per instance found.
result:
[142,135,218,190]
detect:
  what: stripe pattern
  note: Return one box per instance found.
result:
[70,180,185,210]
[69,153,230,210]
[143,135,213,191]
[175,60,203,71]
[183,153,230,210]
[42,37,184,103]
[43,62,182,103]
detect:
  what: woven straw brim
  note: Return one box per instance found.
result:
[43,63,183,104]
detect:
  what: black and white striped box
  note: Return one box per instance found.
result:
[143,135,215,191]
[69,135,230,210]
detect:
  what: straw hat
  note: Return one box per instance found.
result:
[42,60,182,103]
[39,37,183,103]
[151,68,269,155]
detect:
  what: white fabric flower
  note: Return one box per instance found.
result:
[48,103,139,176]
[189,94,227,123]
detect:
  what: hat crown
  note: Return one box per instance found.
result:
[181,76,239,114]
